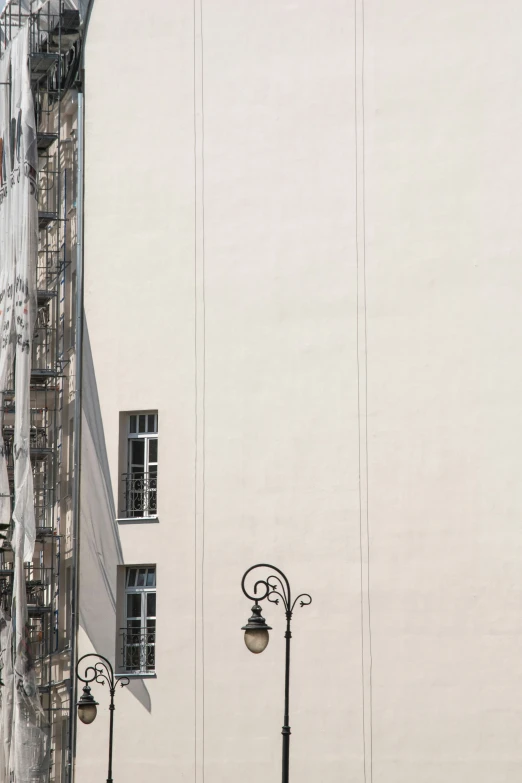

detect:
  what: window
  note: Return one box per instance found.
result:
[64,566,72,642]
[60,719,69,783]
[121,566,156,673]
[68,270,76,350]
[122,412,158,518]
[68,416,74,496]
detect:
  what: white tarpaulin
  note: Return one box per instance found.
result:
[0,0,85,54]
[0,0,85,21]
[0,39,14,783]
[0,608,13,782]
[10,27,49,783]
[0,26,49,783]
[11,21,37,565]
[0,33,13,553]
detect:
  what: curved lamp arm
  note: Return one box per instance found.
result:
[76,653,130,694]
[241,563,312,616]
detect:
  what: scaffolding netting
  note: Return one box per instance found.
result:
[0,25,50,783]
[0,1,84,21]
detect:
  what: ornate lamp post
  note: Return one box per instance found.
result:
[241,563,312,783]
[76,653,130,783]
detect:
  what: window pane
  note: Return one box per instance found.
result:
[146,623,155,670]
[148,467,157,515]
[129,415,136,434]
[148,414,157,433]
[125,646,139,670]
[127,568,136,587]
[146,618,156,644]
[139,415,146,433]
[136,568,146,587]
[124,620,141,671]
[126,593,141,618]
[149,439,157,463]
[127,471,145,515]
[147,592,156,617]
[146,568,155,588]
[130,440,145,467]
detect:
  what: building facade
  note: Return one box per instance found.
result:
[0,0,521,782]
[76,1,522,781]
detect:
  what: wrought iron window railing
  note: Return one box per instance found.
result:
[121,472,157,518]
[120,627,156,673]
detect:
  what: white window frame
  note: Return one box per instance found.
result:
[125,412,158,518]
[124,565,156,673]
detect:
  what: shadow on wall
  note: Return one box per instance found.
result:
[79,320,151,712]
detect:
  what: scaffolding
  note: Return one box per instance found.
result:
[0,2,81,781]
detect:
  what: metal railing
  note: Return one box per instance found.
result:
[121,472,157,518]
[0,562,52,608]
[120,627,156,673]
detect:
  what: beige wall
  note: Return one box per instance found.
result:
[77,1,522,781]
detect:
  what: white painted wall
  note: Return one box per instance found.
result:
[77,1,522,781]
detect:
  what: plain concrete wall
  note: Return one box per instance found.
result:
[77,1,522,781]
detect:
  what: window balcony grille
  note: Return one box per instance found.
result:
[120,627,156,673]
[121,472,157,518]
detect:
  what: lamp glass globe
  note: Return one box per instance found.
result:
[244,628,269,654]
[78,702,97,725]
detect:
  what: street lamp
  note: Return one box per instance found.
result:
[77,684,98,724]
[76,653,130,783]
[241,563,312,783]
